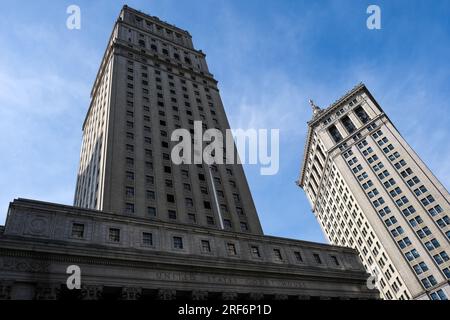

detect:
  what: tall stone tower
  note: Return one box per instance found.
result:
[73,5,262,234]
[298,83,450,300]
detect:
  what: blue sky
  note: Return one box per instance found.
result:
[0,0,449,243]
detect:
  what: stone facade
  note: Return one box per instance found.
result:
[0,199,377,300]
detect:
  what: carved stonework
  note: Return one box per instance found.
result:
[158,289,176,300]
[121,287,141,300]
[274,294,288,300]
[0,282,12,300]
[191,290,208,300]
[81,285,103,300]
[0,257,50,273]
[35,284,59,300]
[221,292,237,300]
[248,292,264,300]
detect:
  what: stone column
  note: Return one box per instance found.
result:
[221,292,238,300]
[35,284,60,300]
[81,285,103,300]
[121,287,142,300]
[158,289,176,300]
[191,290,208,300]
[248,292,264,300]
[0,281,12,300]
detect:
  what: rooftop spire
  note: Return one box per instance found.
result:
[309,99,322,117]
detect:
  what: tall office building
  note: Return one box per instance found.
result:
[0,7,378,300]
[298,83,450,300]
[73,5,262,234]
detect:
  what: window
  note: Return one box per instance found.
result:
[223,219,232,230]
[389,187,402,197]
[201,240,211,253]
[71,223,85,238]
[400,168,413,178]
[341,116,356,133]
[147,206,156,217]
[373,197,385,208]
[313,253,322,264]
[142,232,153,246]
[368,188,379,198]
[168,210,177,220]
[401,205,416,217]
[371,130,383,139]
[383,178,396,188]
[406,176,420,187]
[391,226,404,237]
[126,187,135,197]
[416,226,432,239]
[362,180,374,189]
[377,137,389,146]
[204,201,211,209]
[420,195,435,206]
[240,222,249,231]
[383,144,394,153]
[425,239,440,251]
[409,216,423,227]
[331,255,340,266]
[430,289,448,300]
[294,251,303,262]
[395,196,409,207]
[394,159,407,169]
[173,236,183,249]
[185,198,193,207]
[125,203,134,214]
[354,106,370,123]
[251,246,261,258]
[273,249,283,261]
[443,268,450,279]
[397,237,412,249]
[433,251,449,264]
[437,215,450,228]
[146,190,155,200]
[378,206,391,217]
[227,243,237,256]
[328,125,343,143]
[405,249,420,261]
[167,194,175,203]
[109,228,120,242]
[207,216,215,225]
[428,205,443,216]
[384,216,397,227]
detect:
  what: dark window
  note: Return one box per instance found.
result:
[173,236,183,249]
[168,210,177,219]
[109,228,120,242]
[142,232,153,246]
[328,125,343,143]
[201,240,211,253]
[313,253,322,264]
[341,116,356,134]
[71,223,85,238]
[354,106,370,124]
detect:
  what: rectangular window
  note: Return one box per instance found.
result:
[173,236,183,249]
[227,243,237,255]
[313,253,322,264]
[142,232,153,246]
[71,223,85,238]
[109,228,120,242]
[201,240,211,253]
